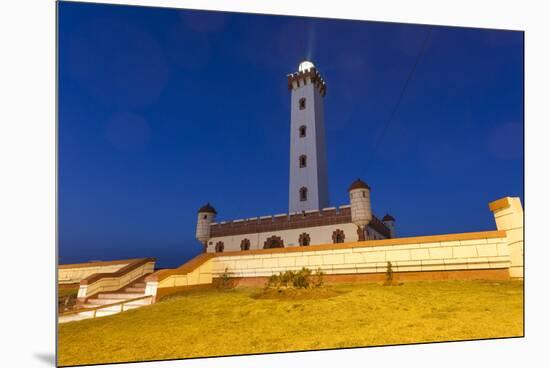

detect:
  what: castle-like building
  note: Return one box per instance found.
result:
[60,63,522,323]
[196,61,396,253]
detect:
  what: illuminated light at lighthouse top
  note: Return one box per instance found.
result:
[298,60,315,72]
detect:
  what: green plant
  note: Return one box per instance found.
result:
[218,268,235,290]
[292,267,312,288]
[384,261,394,286]
[58,286,79,312]
[266,273,281,289]
[265,267,324,290]
[313,268,325,288]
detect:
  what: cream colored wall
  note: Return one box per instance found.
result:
[157,259,213,289]
[58,263,127,284]
[210,235,510,278]
[77,261,155,299]
[208,223,360,252]
[490,197,524,279]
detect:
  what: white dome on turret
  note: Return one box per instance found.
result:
[298,60,315,72]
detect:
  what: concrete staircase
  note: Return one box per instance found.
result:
[59,276,153,323]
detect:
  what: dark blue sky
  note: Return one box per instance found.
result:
[58,2,523,268]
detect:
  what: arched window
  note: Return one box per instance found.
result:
[264,236,284,249]
[332,229,345,244]
[299,97,306,110]
[240,238,251,251]
[215,241,224,253]
[299,155,307,168]
[299,187,308,202]
[299,233,310,246]
[299,125,307,138]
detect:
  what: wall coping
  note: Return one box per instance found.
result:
[489,197,514,212]
[80,258,156,285]
[58,258,142,270]
[145,253,215,283]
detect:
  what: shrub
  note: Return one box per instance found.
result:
[264,267,324,290]
[292,267,312,288]
[58,288,79,312]
[313,268,325,288]
[280,270,294,288]
[217,267,236,290]
[266,273,281,289]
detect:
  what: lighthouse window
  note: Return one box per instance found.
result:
[299,125,307,137]
[362,191,366,198]
[299,155,307,168]
[299,97,306,110]
[299,187,308,201]
[215,241,224,253]
[203,215,207,219]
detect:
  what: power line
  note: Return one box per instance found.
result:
[371,28,433,158]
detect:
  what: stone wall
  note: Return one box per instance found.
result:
[157,258,213,289]
[58,259,136,284]
[210,231,511,280]
[489,197,524,278]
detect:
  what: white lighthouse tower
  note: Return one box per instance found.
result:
[287,60,329,213]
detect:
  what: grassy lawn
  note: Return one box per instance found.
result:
[58,280,523,366]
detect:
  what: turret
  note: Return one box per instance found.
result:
[382,214,396,238]
[196,203,217,251]
[348,179,372,241]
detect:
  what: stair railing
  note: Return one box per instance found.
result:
[76,258,156,305]
[59,295,154,320]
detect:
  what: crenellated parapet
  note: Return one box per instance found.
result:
[287,66,327,97]
[209,205,390,238]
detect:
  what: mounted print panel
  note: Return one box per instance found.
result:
[57,1,524,366]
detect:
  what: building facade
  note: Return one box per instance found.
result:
[196,61,396,253]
